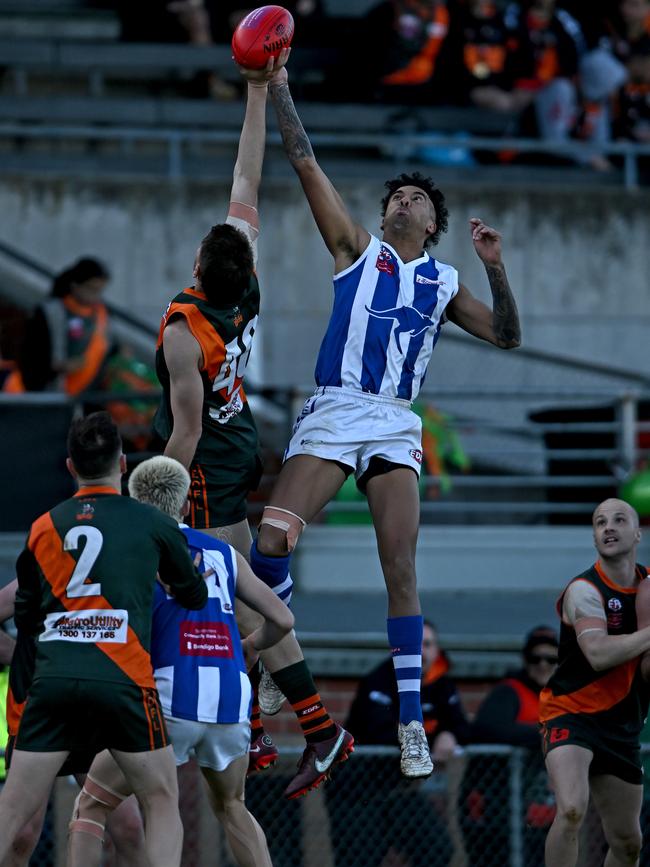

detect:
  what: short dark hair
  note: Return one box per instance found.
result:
[380,172,449,248]
[67,412,122,479]
[51,257,110,299]
[198,224,253,306]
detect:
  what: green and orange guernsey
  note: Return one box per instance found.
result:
[154,280,259,450]
[14,486,207,689]
[539,561,649,741]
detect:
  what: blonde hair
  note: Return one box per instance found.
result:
[128,456,190,520]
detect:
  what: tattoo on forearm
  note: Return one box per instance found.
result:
[485,264,521,348]
[270,83,314,163]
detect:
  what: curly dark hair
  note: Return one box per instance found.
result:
[380,172,449,249]
[198,224,254,306]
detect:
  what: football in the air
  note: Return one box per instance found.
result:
[231,5,294,70]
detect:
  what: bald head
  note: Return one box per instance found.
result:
[592,498,641,561]
[592,498,639,529]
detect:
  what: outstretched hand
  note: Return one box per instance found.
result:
[469,217,502,266]
[237,47,290,86]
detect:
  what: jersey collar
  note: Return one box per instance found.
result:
[74,485,120,497]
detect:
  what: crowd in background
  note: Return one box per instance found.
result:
[111,0,650,167]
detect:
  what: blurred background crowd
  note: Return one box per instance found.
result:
[112,0,650,167]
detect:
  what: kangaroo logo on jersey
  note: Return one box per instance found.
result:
[375,246,396,275]
[365,304,435,352]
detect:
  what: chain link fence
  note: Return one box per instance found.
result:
[9,744,650,866]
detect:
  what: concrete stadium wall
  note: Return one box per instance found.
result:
[0,175,647,388]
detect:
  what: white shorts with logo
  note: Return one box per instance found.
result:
[165,716,251,772]
[284,386,423,480]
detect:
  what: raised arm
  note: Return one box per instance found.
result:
[269,68,369,271]
[162,319,204,470]
[445,218,521,349]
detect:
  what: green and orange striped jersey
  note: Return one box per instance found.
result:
[539,562,649,740]
[153,281,259,454]
[14,486,207,689]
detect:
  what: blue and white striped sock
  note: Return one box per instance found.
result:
[387,615,423,725]
[250,539,293,606]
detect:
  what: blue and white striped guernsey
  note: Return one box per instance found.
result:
[315,235,459,401]
[151,526,252,724]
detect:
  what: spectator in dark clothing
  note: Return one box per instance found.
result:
[439,0,530,113]
[615,35,650,140]
[346,619,470,760]
[460,625,559,867]
[326,621,467,867]
[503,0,585,142]
[347,0,451,104]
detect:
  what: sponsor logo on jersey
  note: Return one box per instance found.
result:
[40,609,128,643]
[180,621,234,658]
[76,503,95,521]
[608,598,622,611]
[409,448,423,463]
[415,274,446,286]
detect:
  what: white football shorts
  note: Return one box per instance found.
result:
[284,386,423,480]
[165,716,251,772]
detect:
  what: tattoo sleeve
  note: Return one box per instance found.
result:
[485,263,521,348]
[269,82,314,164]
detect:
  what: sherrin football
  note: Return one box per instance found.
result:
[231,5,294,71]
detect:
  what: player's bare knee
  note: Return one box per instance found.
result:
[608,828,642,863]
[12,821,41,858]
[258,506,306,555]
[384,556,417,599]
[557,802,586,830]
[107,799,144,850]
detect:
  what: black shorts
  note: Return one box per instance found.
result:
[189,452,262,528]
[541,714,643,785]
[5,733,95,776]
[15,677,169,755]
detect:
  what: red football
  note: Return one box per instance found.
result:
[231,6,294,71]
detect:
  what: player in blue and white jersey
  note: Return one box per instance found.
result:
[68,456,293,867]
[250,65,522,782]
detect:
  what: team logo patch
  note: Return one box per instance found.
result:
[76,503,95,521]
[365,304,435,352]
[180,621,234,658]
[232,306,243,327]
[409,448,423,464]
[549,727,570,744]
[375,245,396,275]
[607,597,624,629]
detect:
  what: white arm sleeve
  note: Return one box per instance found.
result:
[563,579,607,633]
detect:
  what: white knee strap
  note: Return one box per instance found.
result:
[260,506,306,552]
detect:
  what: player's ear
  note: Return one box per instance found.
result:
[182,498,190,518]
[426,220,436,237]
[119,454,127,475]
[66,457,78,480]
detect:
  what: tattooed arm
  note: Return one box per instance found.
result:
[268,68,368,270]
[446,218,521,349]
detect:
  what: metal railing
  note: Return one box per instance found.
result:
[1,122,649,187]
